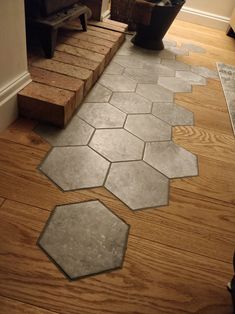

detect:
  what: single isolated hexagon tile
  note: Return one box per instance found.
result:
[176,71,206,85]
[110,92,152,114]
[123,67,159,84]
[181,43,206,54]
[144,141,198,179]
[152,102,194,126]
[78,103,126,128]
[35,116,94,146]
[84,83,112,103]
[99,74,137,92]
[158,77,192,93]
[40,146,110,190]
[104,62,124,75]
[191,66,219,80]
[136,84,174,102]
[38,200,129,280]
[161,59,190,71]
[90,129,144,162]
[105,161,169,210]
[125,114,171,141]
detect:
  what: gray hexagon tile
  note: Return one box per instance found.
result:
[144,141,198,179]
[152,102,194,126]
[99,74,137,92]
[155,49,176,60]
[104,62,124,75]
[158,77,192,93]
[35,116,94,146]
[78,103,126,128]
[84,83,112,103]
[110,92,152,114]
[163,39,177,48]
[40,146,110,190]
[105,161,169,210]
[123,67,159,84]
[145,64,175,77]
[181,43,206,54]
[161,59,190,71]
[113,55,161,69]
[191,66,219,80]
[136,84,174,102]
[90,129,144,162]
[176,71,207,85]
[168,46,189,56]
[125,114,171,141]
[38,200,129,279]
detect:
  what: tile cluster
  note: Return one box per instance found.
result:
[36,37,219,280]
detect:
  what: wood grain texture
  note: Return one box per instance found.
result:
[0,296,58,314]
[0,200,232,314]
[0,198,4,207]
[1,19,235,313]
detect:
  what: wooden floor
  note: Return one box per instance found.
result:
[0,20,235,314]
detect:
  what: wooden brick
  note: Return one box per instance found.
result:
[18,82,77,127]
[71,32,114,48]
[88,25,123,39]
[30,67,84,106]
[88,20,128,33]
[32,59,93,95]
[52,50,101,81]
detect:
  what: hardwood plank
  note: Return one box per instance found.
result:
[0,197,4,207]
[0,295,58,314]
[0,200,232,314]
[0,118,50,151]
[173,125,235,164]
[88,20,127,33]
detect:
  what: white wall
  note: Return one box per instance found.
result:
[0,0,31,131]
[177,0,235,30]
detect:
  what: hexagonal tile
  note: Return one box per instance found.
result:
[176,71,206,85]
[191,66,219,80]
[125,114,171,141]
[152,102,194,126]
[113,55,161,69]
[147,64,175,77]
[144,141,198,179]
[99,74,137,92]
[136,84,174,102]
[155,49,175,59]
[35,116,94,146]
[105,161,169,210]
[163,39,177,48]
[78,103,126,128]
[90,129,144,162]
[104,62,124,75]
[168,46,189,56]
[110,92,152,114]
[181,43,206,53]
[40,146,110,190]
[123,67,159,84]
[161,59,190,71]
[84,83,112,103]
[158,77,192,93]
[38,200,129,279]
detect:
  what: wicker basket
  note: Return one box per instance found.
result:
[111,0,136,30]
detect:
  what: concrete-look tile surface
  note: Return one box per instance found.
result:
[78,103,126,128]
[168,46,189,56]
[113,55,161,69]
[35,116,94,146]
[181,43,206,54]
[158,77,192,93]
[125,114,171,141]
[104,62,125,75]
[176,71,207,85]
[90,129,144,162]
[105,161,169,210]
[161,59,190,71]
[144,141,198,179]
[110,92,152,114]
[84,83,112,103]
[152,102,194,126]
[145,64,175,77]
[99,74,137,92]
[136,84,174,102]
[163,39,177,48]
[40,146,110,190]
[38,201,129,280]
[191,66,219,80]
[123,67,159,84]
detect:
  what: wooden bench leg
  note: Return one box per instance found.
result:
[79,13,87,32]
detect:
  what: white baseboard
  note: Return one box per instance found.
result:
[177,6,230,31]
[0,71,31,132]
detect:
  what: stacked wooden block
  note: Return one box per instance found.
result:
[18,20,127,127]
